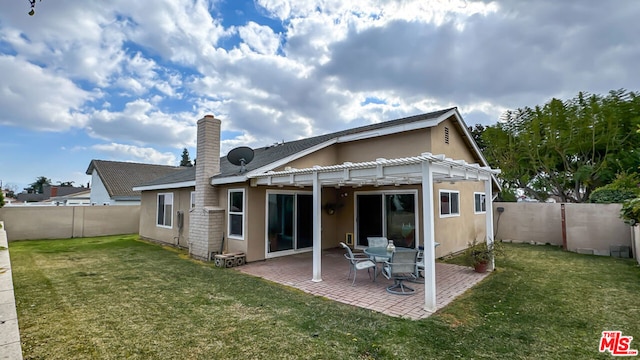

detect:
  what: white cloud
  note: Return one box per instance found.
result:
[0,55,91,131]
[237,22,281,55]
[87,99,197,147]
[92,143,177,165]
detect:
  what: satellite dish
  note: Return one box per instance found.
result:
[227,146,254,174]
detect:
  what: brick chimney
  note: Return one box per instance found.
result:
[195,114,221,206]
[189,115,225,260]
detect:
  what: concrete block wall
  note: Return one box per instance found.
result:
[0,221,23,359]
[494,202,632,256]
[0,206,140,241]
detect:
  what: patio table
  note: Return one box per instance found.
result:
[365,243,441,282]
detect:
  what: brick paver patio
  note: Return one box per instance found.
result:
[236,248,490,320]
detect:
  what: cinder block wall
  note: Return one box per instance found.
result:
[493,202,631,256]
[0,206,140,240]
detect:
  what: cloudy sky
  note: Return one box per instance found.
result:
[0,0,638,192]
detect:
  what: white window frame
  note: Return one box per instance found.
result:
[156,192,173,228]
[228,188,245,240]
[439,190,460,218]
[474,192,486,214]
[190,191,196,210]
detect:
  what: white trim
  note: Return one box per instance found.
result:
[227,188,245,240]
[133,180,195,192]
[156,192,173,228]
[474,192,487,214]
[336,116,446,143]
[211,175,247,185]
[439,189,460,218]
[449,108,502,192]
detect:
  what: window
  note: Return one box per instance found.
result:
[474,192,486,213]
[157,193,173,227]
[228,189,245,239]
[440,190,459,217]
[190,191,196,210]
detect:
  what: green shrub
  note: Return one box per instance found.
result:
[589,173,640,203]
[589,188,637,203]
[621,197,640,225]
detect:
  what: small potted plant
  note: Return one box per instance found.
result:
[465,238,503,273]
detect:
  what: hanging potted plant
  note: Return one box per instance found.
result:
[465,238,504,273]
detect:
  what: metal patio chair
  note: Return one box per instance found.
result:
[340,242,376,286]
[382,249,419,295]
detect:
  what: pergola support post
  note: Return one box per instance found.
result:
[421,161,437,312]
[485,179,495,271]
[312,171,322,282]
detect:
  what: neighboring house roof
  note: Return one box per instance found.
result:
[135,107,494,190]
[16,185,88,202]
[86,160,185,199]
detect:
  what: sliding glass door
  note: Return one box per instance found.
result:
[356,192,417,248]
[267,192,312,254]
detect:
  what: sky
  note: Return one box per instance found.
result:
[0,0,639,192]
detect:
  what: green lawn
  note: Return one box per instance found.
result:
[9,235,640,359]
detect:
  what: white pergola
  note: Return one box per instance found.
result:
[248,152,501,312]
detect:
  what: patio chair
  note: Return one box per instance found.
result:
[381,249,418,295]
[340,242,376,286]
[367,236,389,262]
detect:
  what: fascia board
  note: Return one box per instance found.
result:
[132,180,195,192]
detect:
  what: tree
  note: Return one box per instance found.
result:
[28,176,52,194]
[57,181,75,187]
[468,124,487,152]
[180,148,193,167]
[0,190,4,208]
[483,90,640,203]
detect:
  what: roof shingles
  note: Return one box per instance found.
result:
[86,160,185,198]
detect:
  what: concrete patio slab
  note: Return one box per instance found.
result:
[236,248,490,320]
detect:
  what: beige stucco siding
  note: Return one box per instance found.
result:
[139,188,193,247]
[336,128,431,163]
[432,181,488,257]
[430,117,479,163]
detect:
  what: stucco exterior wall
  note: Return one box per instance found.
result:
[430,117,479,162]
[0,206,139,240]
[138,188,193,247]
[336,128,431,163]
[493,202,632,256]
[89,170,112,205]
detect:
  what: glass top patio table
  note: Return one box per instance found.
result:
[363,246,414,260]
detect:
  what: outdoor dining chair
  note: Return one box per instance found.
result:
[381,249,419,295]
[366,236,389,264]
[340,242,376,286]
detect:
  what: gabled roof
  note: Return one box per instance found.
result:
[135,107,495,190]
[86,160,184,198]
[215,107,455,179]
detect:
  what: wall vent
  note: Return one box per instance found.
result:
[444,126,450,144]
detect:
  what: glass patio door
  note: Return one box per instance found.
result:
[356,194,383,247]
[267,193,312,254]
[356,192,417,248]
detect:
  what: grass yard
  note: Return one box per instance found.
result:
[9,235,640,359]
